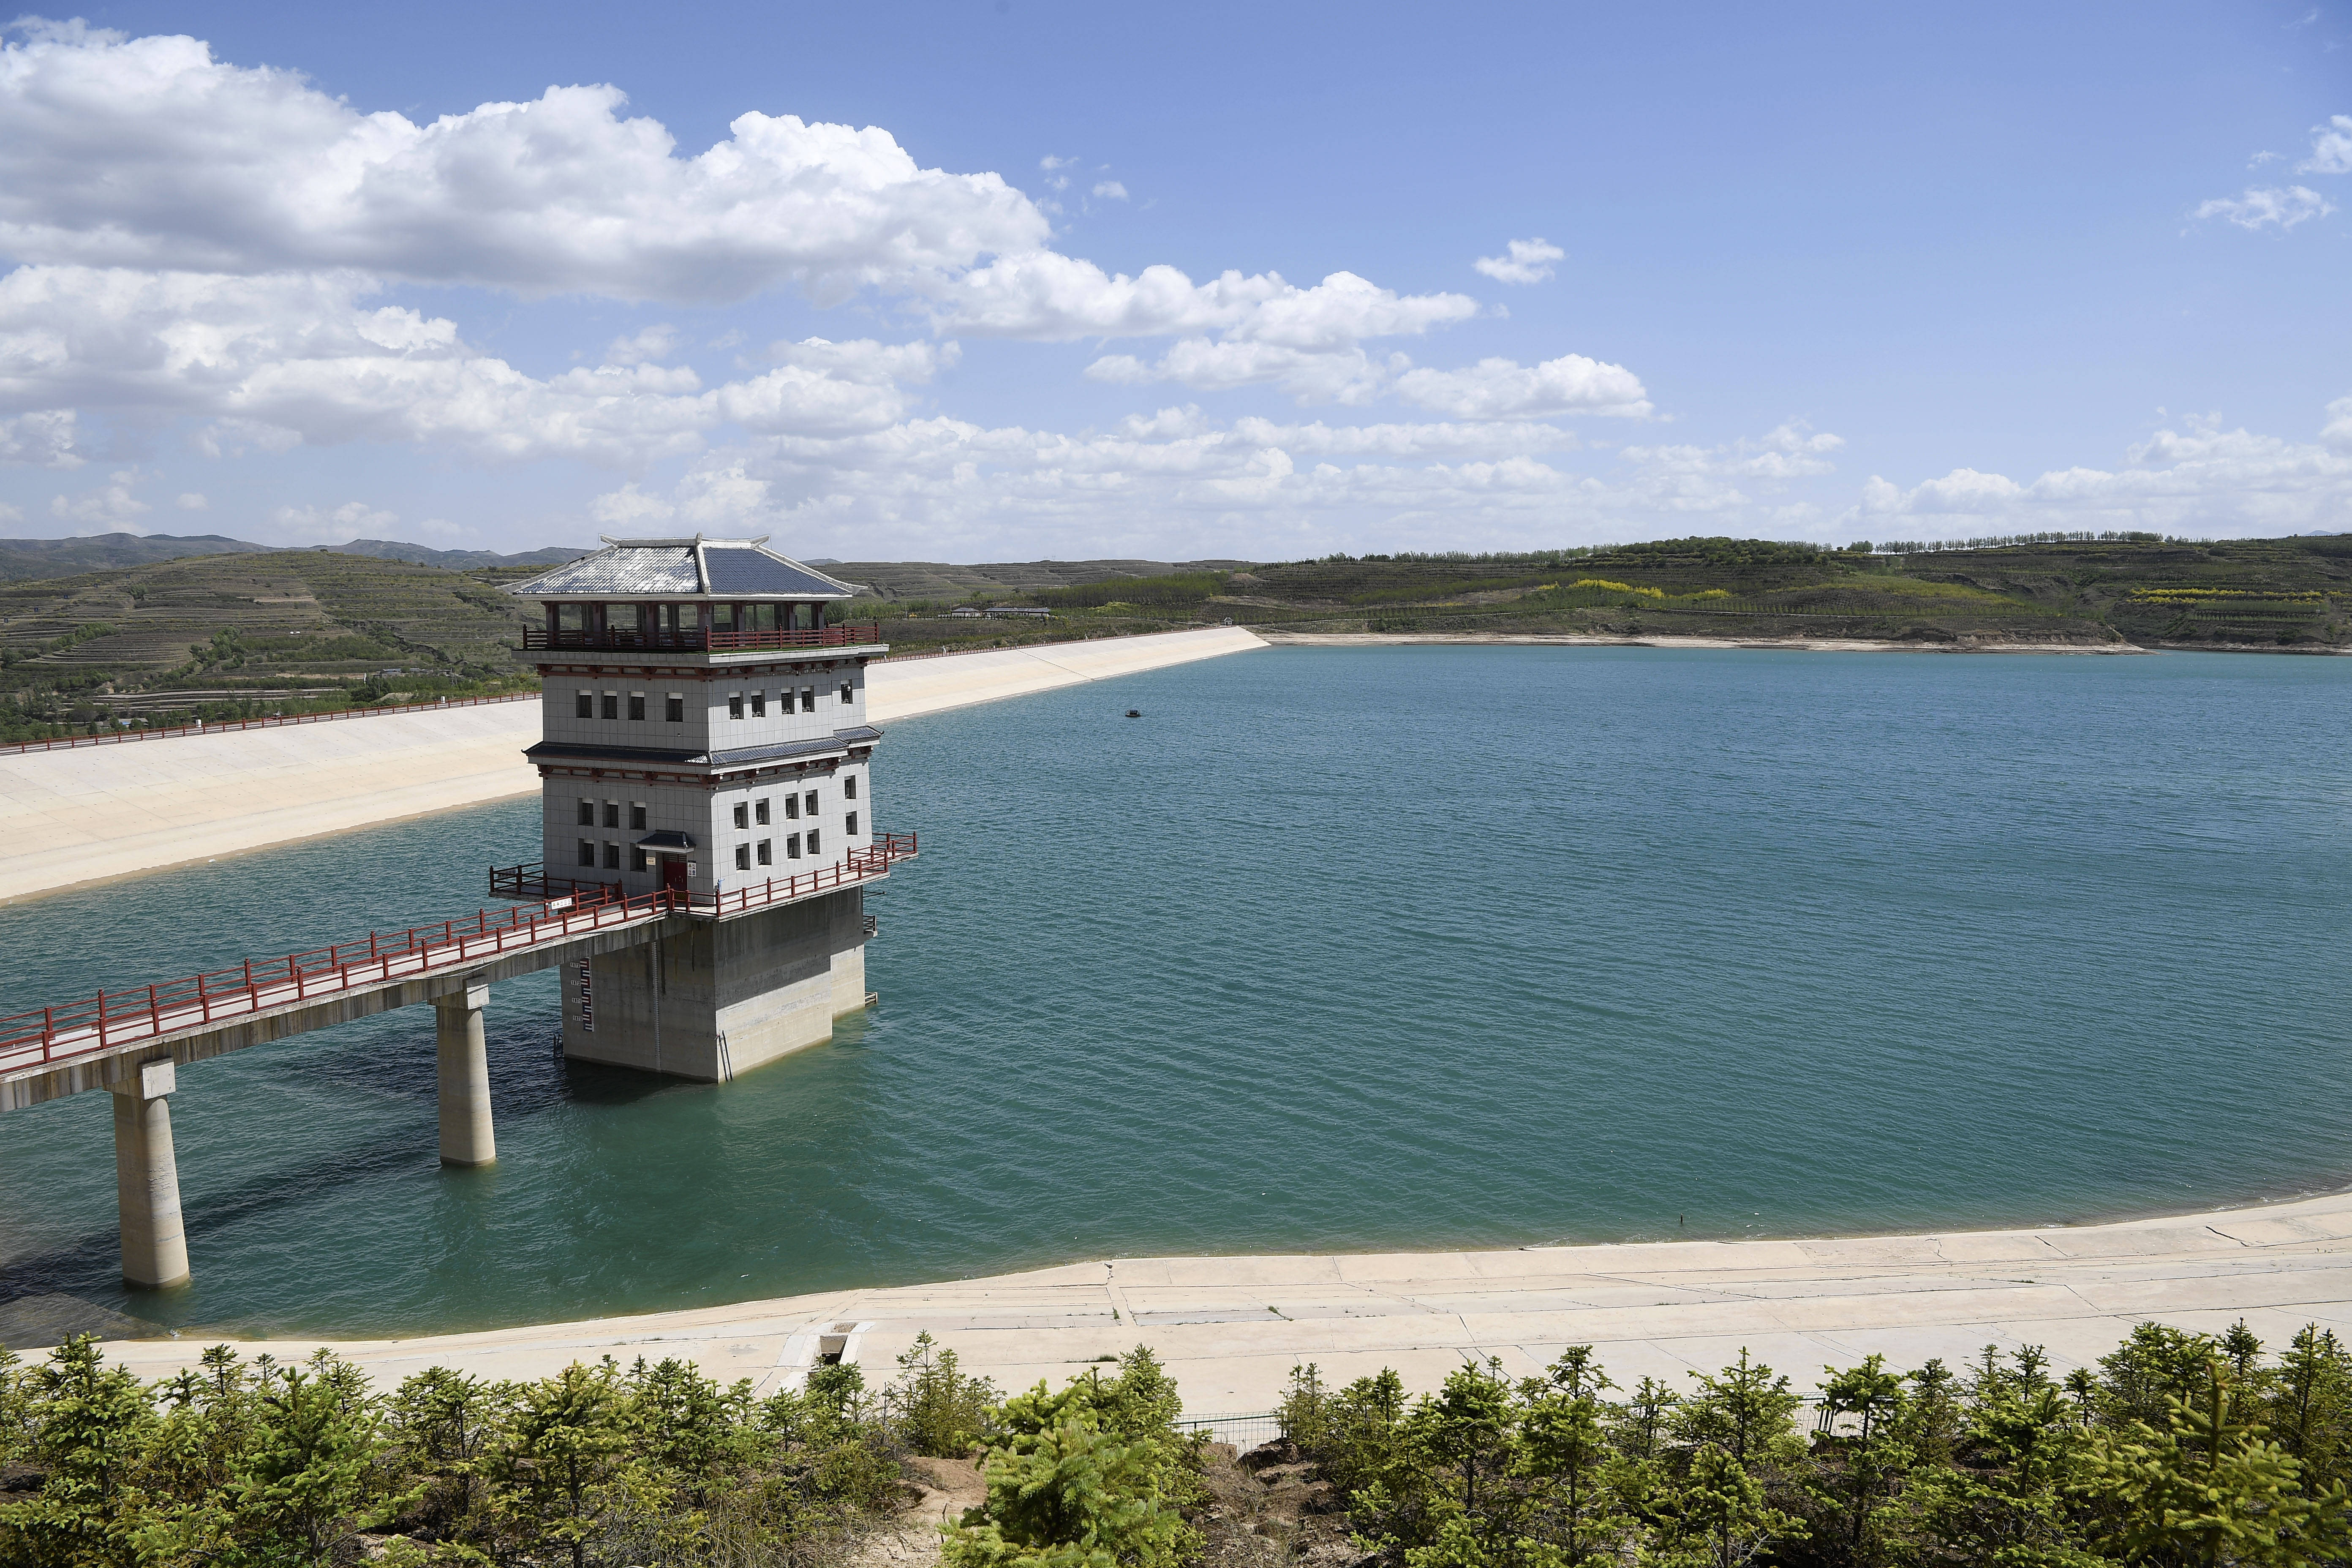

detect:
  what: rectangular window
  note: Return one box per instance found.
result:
[574,691,592,719]
[577,798,593,826]
[757,839,772,866]
[666,694,685,723]
[728,692,744,719]
[844,775,858,800]
[785,793,799,821]
[578,839,595,866]
[603,800,619,829]
[636,848,653,872]
[806,827,821,855]
[732,802,749,830]
[750,691,766,717]
[629,803,647,830]
[846,810,858,838]
[800,686,816,713]
[803,789,819,816]
[838,682,853,705]
[787,832,801,859]
[755,798,770,825]
[601,692,618,720]
[734,844,750,871]
[603,841,621,870]
[629,693,646,721]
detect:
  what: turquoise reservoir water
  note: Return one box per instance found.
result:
[2,646,2349,1339]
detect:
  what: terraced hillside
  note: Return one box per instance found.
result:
[0,550,539,739]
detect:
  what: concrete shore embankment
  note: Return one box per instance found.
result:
[1256,630,2158,654]
[96,1189,2352,1409]
[0,626,1264,905]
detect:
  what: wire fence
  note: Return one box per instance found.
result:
[1176,1413,1282,1451]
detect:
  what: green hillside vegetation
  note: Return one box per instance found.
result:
[3,533,2344,742]
[834,534,2352,654]
[0,551,542,742]
[8,1316,2352,1568]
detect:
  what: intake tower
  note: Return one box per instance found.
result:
[504,536,910,1081]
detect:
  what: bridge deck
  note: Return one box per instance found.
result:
[0,833,915,1111]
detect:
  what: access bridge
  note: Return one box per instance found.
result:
[0,833,916,1290]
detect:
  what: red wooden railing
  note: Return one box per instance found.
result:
[1,833,919,1078]
[490,833,919,917]
[522,623,882,653]
[688,832,918,916]
[0,692,536,758]
[0,884,671,1075]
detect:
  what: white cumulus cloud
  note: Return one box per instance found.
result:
[0,267,947,464]
[2300,113,2352,175]
[175,491,206,509]
[1473,238,1564,285]
[1850,401,2352,536]
[1393,354,1651,419]
[272,499,398,540]
[603,324,678,365]
[937,254,1475,344]
[581,410,1838,562]
[49,467,149,528]
[2194,185,2335,230]
[0,20,1050,305]
[0,407,79,466]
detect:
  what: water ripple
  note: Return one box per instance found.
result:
[1,645,2348,1337]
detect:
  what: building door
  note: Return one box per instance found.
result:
[662,857,688,893]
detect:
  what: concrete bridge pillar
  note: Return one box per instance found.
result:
[434,977,495,1168]
[109,1058,189,1289]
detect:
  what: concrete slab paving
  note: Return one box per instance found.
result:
[89,1187,2352,1411]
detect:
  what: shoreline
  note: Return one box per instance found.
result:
[83,1187,2352,1409]
[1257,630,2160,654]
[0,626,1264,906]
[1255,629,2352,656]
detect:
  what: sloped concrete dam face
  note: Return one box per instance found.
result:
[561,890,868,1081]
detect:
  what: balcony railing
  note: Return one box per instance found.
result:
[490,831,918,918]
[487,868,625,903]
[521,623,883,653]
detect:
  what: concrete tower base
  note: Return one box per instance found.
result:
[560,890,871,1081]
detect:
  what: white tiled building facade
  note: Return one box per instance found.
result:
[505,537,898,1081]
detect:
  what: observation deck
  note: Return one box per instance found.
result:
[521,623,884,655]
[490,831,918,915]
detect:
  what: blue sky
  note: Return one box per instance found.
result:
[0,1,2344,558]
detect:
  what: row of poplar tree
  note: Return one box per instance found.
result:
[5,1316,2352,1567]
